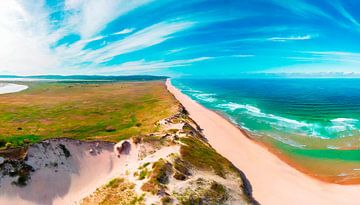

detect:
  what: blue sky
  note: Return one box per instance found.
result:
[0,0,359,77]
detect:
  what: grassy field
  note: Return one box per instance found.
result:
[0,80,179,149]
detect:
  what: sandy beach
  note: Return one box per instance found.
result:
[166,79,360,205]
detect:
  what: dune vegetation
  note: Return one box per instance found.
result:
[0,81,178,149]
[0,80,256,205]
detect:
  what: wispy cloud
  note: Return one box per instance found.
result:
[96,57,213,74]
[0,0,358,76]
[307,51,360,56]
[268,0,330,18]
[283,51,360,64]
[305,51,360,64]
[230,54,255,58]
[268,35,313,42]
[64,0,151,38]
[167,48,188,54]
[0,1,196,75]
[268,0,360,34]
[113,28,135,35]
[328,0,360,32]
[79,20,195,64]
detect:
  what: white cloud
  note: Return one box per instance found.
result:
[0,0,59,75]
[0,0,195,75]
[307,51,360,56]
[95,57,213,74]
[267,51,360,73]
[268,0,330,18]
[51,20,195,74]
[113,28,135,35]
[268,35,313,42]
[305,51,360,64]
[328,1,360,32]
[268,0,359,33]
[231,54,255,58]
[282,51,360,65]
[64,0,151,38]
[80,21,195,64]
[167,48,187,54]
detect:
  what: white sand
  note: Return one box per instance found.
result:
[166,79,360,205]
[0,139,135,205]
[0,83,28,94]
[0,137,183,205]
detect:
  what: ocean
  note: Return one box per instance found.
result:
[172,78,360,183]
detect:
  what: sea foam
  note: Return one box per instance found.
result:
[215,101,359,140]
[193,93,217,103]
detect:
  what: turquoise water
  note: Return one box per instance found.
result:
[172,78,360,165]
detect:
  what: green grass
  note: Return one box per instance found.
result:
[180,137,237,178]
[105,178,123,189]
[0,81,179,150]
[82,177,143,205]
[135,163,150,180]
[141,158,173,194]
[0,135,42,148]
[138,168,148,180]
[177,180,229,205]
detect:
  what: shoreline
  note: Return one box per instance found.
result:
[166,79,360,205]
[209,111,360,185]
[0,83,28,95]
[186,89,360,185]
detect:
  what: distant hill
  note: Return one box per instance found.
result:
[0,75,168,81]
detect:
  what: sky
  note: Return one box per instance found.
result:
[0,0,359,77]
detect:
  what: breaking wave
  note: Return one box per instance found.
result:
[172,79,360,149]
[216,101,360,140]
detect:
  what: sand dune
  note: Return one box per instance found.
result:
[166,79,360,205]
[0,139,136,205]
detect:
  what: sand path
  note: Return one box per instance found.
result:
[167,79,360,205]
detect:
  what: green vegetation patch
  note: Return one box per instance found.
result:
[173,157,191,181]
[81,177,144,205]
[175,178,229,205]
[141,158,173,195]
[0,81,179,150]
[135,163,150,180]
[138,168,148,180]
[180,137,237,178]
[0,135,42,149]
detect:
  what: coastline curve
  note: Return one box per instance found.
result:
[166,78,360,205]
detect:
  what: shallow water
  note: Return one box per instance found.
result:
[172,78,360,183]
[0,83,28,95]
